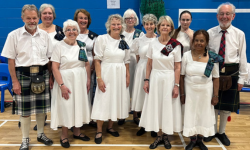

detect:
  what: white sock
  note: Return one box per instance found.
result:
[36,113,46,137]
[20,116,31,139]
[214,109,219,134]
[219,110,231,134]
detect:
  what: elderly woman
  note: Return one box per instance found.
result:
[172,10,193,53]
[91,14,130,144]
[122,9,144,124]
[74,10,98,118]
[180,30,222,150]
[139,16,182,149]
[50,19,91,148]
[130,14,157,136]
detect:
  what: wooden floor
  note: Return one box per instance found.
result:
[0,91,250,150]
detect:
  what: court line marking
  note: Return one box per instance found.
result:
[0,120,7,127]
[178,132,186,147]
[215,137,227,150]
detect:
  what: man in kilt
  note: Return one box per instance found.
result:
[205,2,248,146]
[1,4,53,150]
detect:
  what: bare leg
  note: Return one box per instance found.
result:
[96,120,104,138]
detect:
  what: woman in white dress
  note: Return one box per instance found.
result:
[50,19,91,148]
[180,30,222,150]
[172,10,194,53]
[74,9,98,127]
[130,14,157,136]
[119,8,144,125]
[139,16,182,149]
[91,14,130,144]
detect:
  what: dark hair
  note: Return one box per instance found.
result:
[73,9,91,28]
[192,30,209,56]
[172,10,192,39]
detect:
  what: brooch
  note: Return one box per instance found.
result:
[165,44,173,52]
[135,33,139,37]
[59,31,61,34]
[91,34,93,37]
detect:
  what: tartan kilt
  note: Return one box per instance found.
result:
[13,68,51,116]
[215,64,239,112]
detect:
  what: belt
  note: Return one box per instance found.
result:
[220,63,239,76]
[16,65,48,74]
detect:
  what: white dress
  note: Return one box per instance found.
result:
[139,38,182,134]
[50,40,90,130]
[123,30,144,96]
[131,35,155,111]
[91,34,130,121]
[77,33,97,106]
[176,31,191,54]
[181,51,219,137]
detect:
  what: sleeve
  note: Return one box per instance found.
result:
[130,38,139,55]
[46,34,53,58]
[238,32,248,84]
[174,45,182,62]
[93,36,104,61]
[139,32,145,37]
[50,43,61,63]
[146,42,153,59]
[180,52,187,75]
[212,63,220,78]
[1,33,16,59]
[124,48,130,64]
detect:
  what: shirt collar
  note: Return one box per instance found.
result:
[21,25,41,36]
[217,24,233,34]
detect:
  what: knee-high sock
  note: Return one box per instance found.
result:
[20,116,31,139]
[214,109,219,134]
[36,113,46,136]
[219,110,231,134]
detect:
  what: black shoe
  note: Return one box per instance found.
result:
[133,117,140,125]
[196,140,208,150]
[118,119,125,125]
[37,133,53,146]
[216,133,230,146]
[162,134,171,149]
[19,138,29,150]
[149,136,162,149]
[95,132,102,144]
[151,131,157,137]
[60,138,70,148]
[106,128,119,137]
[185,136,197,150]
[203,135,215,142]
[137,112,141,118]
[73,133,90,141]
[89,121,97,128]
[136,127,146,136]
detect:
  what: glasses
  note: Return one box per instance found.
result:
[66,28,77,32]
[125,17,135,21]
[181,19,191,22]
[219,13,233,16]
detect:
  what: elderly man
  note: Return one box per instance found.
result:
[205,2,248,146]
[1,4,53,150]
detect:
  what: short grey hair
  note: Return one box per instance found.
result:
[123,9,139,26]
[21,4,39,18]
[217,2,236,14]
[63,19,80,34]
[105,14,125,34]
[142,14,157,25]
[156,16,175,37]
[39,3,56,20]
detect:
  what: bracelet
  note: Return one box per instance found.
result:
[180,94,185,96]
[59,83,64,87]
[213,95,219,98]
[144,79,149,81]
[96,77,102,79]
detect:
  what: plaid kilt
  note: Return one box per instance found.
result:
[13,67,51,116]
[215,64,239,112]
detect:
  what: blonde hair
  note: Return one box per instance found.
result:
[156,16,175,37]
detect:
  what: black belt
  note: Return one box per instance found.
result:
[16,65,48,74]
[220,63,239,76]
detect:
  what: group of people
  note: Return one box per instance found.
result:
[1,2,248,150]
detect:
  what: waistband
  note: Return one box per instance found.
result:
[16,65,48,76]
[220,63,239,76]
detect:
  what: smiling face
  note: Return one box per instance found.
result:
[77,12,88,30]
[41,7,54,24]
[110,18,122,35]
[193,33,208,52]
[159,20,172,35]
[22,10,39,31]
[217,5,235,30]
[125,14,136,28]
[144,21,156,34]
[65,26,79,40]
[180,13,192,30]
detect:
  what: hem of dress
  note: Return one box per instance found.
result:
[183,126,215,137]
[91,115,129,122]
[51,122,90,130]
[139,125,182,135]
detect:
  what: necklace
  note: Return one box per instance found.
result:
[192,51,203,59]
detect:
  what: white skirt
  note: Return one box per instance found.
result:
[139,69,182,134]
[51,67,91,130]
[131,58,147,111]
[129,52,137,96]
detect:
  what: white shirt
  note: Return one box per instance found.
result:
[207,25,248,84]
[177,31,191,53]
[1,26,52,67]
[122,30,144,48]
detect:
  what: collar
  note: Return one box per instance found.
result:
[21,25,41,36]
[217,24,233,34]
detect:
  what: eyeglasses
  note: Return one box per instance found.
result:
[66,28,77,32]
[219,13,233,16]
[181,19,191,22]
[125,17,135,21]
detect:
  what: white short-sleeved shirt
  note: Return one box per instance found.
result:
[122,30,144,48]
[1,26,52,67]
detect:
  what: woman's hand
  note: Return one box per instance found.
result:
[185,29,193,40]
[60,85,71,100]
[97,78,106,93]
[126,75,130,87]
[180,95,185,104]
[87,78,91,93]
[211,96,219,106]
[49,75,54,90]
[143,81,149,93]
[172,86,179,98]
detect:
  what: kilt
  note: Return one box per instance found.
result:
[215,64,239,112]
[13,65,51,116]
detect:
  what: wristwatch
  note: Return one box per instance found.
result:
[144,79,149,81]
[174,83,179,87]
